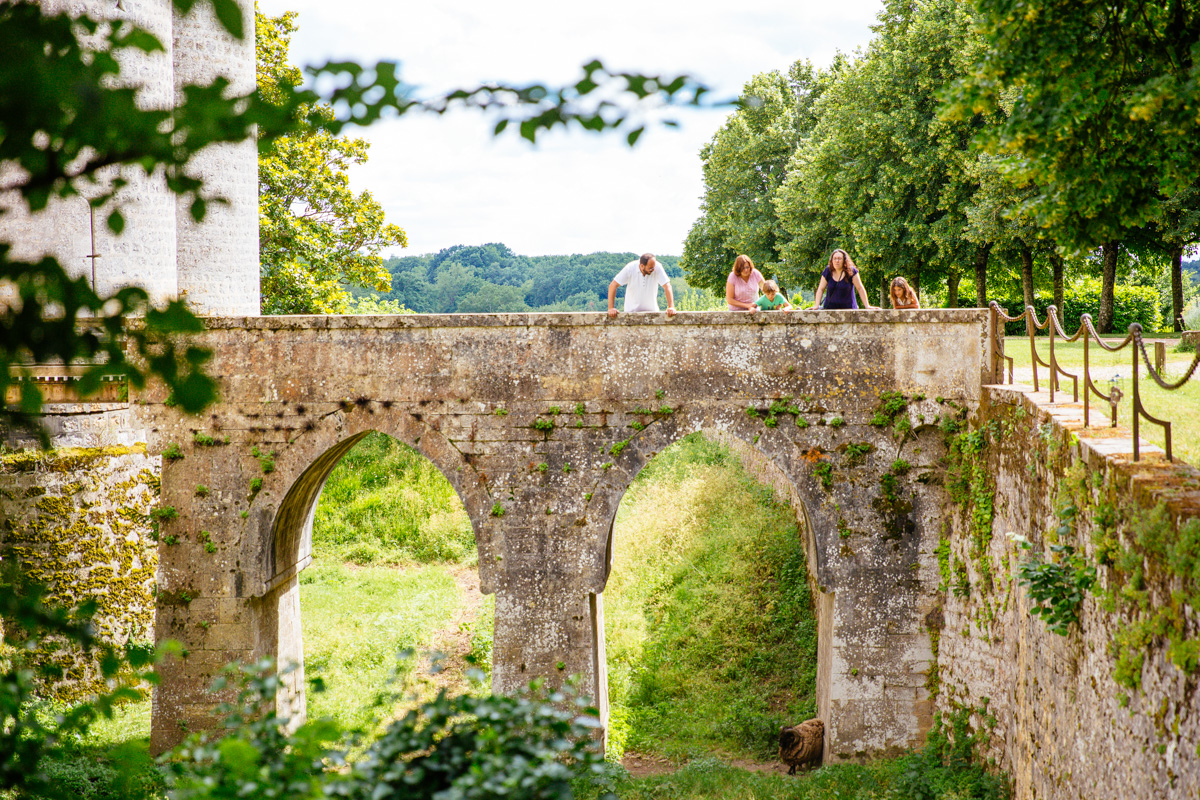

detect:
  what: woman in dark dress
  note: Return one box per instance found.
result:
[811,249,874,309]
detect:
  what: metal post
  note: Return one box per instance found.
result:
[1028,309,1039,392]
[1083,335,1090,427]
[1132,342,1140,461]
[1048,308,1057,402]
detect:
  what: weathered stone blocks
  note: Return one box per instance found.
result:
[141,310,988,754]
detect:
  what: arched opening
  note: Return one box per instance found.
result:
[598,431,826,763]
[269,431,491,730]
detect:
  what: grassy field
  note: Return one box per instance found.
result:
[1003,336,1200,466]
[312,432,476,564]
[605,433,818,761]
[299,561,460,732]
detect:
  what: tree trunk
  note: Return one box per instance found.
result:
[947,270,960,308]
[1019,240,1035,311]
[1098,241,1119,333]
[974,243,992,308]
[1050,250,1065,314]
[1172,245,1185,332]
[913,258,921,300]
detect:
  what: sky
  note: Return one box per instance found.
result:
[255,0,884,258]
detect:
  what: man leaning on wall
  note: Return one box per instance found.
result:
[607,253,677,317]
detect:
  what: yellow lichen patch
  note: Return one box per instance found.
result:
[0,444,147,474]
[0,446,159,702]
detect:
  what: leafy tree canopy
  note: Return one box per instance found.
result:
[257,10,407,315]
[682,59,843,294]
[947,0,1200,250]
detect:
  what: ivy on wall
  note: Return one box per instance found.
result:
[940,396,1200,695]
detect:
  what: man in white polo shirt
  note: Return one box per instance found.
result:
[606,253,677,318]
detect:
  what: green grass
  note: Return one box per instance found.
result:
[605,433,818,761]
[313,432,476,563]
[299,561,461,733]
[578,711,1008,799]
[1002,336,1200,466]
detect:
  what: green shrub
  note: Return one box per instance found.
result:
[1184,299,1200,331]
[29,744,160,800]
[345,541,383,565]
[992,278,1163,335]
[163,660,612,800]
[467,594,496,680]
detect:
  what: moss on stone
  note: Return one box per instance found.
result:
[0,446,158,701]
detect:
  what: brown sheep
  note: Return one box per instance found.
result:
[779,718,824,774]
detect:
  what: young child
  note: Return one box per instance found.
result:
[755,280,793,311]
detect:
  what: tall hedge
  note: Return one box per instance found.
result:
[989,278,1163,336]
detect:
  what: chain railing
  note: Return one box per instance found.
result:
[988,301,1200,462]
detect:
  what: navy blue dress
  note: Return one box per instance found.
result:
[821,266,858,309]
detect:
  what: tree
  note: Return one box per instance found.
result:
[681,63,828,292]
[780,0,991,305]
[456,282,533,314]
[1157,185,1200,330]
[948,0,1200,330]
[257,11,406,315]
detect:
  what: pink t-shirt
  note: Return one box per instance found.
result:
[727,269,765,311]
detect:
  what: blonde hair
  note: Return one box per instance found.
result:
[763,280,779,295]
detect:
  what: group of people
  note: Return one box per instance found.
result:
[605,250,921,316]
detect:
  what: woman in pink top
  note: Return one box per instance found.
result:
[726,254,764,312]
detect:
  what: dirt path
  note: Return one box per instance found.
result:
[410,565,485,699]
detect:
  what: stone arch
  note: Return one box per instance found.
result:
[585,407,832,594]
[588,418,834,749]
[251,407,495,723]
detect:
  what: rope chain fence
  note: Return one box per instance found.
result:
[987,302,1200,462]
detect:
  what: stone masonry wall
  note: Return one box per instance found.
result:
[938,385,1200,799]
[0,0,179,305]
[140,309,988,753]
[172,0,260,315]
[0,442,160,701]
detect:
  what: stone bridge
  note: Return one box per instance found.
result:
[146,309,992,757]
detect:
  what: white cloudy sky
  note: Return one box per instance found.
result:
[255,1,883,258]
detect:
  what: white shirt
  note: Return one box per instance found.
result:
[614,260,670,312]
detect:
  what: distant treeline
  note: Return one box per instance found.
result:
[355,242,1196,318]
[360,244,696,313]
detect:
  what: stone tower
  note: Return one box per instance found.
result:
[0,0,259,316]
[172,0,260,315]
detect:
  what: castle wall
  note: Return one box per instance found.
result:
[0,438,159,701]
[172,0,260,315]
[938,386,1200,799]
[1,0,261,313]
[0,0,178,305]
